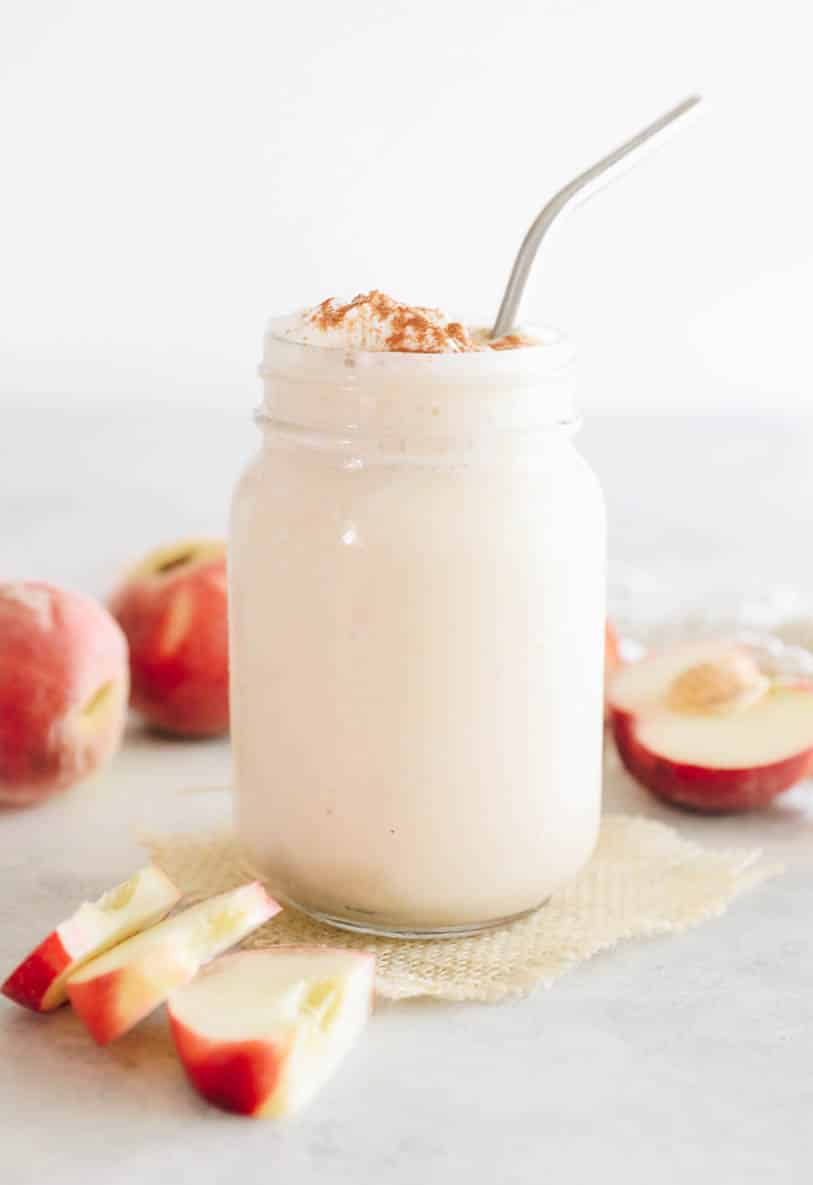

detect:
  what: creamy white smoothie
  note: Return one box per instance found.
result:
[230,293,606,935]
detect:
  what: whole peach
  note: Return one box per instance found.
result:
[109,540,228,737]
[0,582,128,806]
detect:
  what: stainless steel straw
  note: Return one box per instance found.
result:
[491,95,702,340]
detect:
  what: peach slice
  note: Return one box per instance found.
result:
[168,947,375,1117]
[2,867,181,1014]
[608,639,813,812]
[2,866,180,1012]
[109,539,228,737]
[67,882,280,1044]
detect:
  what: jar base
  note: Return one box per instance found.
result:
[282,895,551,940]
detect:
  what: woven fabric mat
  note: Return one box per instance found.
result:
[140,815,779,1003]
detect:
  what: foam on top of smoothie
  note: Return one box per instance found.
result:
[281,291,539,354]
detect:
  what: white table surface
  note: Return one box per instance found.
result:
[2,403,812,1185]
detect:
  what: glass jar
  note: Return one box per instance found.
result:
[229,321,606,937]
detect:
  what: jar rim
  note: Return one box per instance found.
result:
[262,316,574,380]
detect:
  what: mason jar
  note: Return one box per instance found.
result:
[229,320,606,937]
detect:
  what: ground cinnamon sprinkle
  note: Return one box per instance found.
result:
[304,291,538,353]
[385,307,446,353]
[489,333,526,351]
[306,291,480,354]
[445,321,471,350]
[308,292,381,333]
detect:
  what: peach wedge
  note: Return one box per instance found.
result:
[67,882,280,1044]
[2,865,180,1012]
[168,947,375,1117]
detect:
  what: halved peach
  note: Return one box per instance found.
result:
[608,639,813,812]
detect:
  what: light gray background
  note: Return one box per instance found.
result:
[2,405,812,1184]
[2,0,813,415]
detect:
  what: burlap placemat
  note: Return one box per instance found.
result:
[141,815,778,1002]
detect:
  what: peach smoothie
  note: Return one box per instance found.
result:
[230,293,606,936]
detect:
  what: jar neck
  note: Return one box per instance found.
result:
[257,415,581,467]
